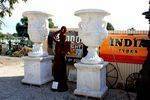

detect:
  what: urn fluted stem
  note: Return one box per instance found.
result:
[81,47,104,64]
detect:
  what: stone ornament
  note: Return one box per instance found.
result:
[51,26,71,92]
[23,11,52,57]
[22,56,53,85]
[74,9,110,64]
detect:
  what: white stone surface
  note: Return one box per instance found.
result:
[74,9,110,64]
[22,56,53,85]
[67,65,77,82]
[74,62,108,98]
[22,11,52,57]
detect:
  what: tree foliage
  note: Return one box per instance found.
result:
[0,0,27,17]
[0,31,5,39]
[48,18,54,28]
[0,0,27,30]
[106,22,114,30]
[0,32,14,39]
[15,17,28,38]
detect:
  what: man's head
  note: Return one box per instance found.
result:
[60,26,67,34]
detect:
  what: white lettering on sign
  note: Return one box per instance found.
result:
[66,35,82,43]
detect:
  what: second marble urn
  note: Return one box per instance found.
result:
[74,9,110,64]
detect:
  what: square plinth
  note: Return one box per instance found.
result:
[22,56,53,85]
[74,62,108,98]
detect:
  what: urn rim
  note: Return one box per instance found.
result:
[22,11,52,17]
[74,9,110,16]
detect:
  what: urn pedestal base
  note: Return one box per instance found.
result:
[22,56,53,85]
[74,62,108,98]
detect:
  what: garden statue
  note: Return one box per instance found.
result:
[74,9,109,64]
[51,26,70,92]
[22,11,53,85]
[23,11,51,57]
[74,9,110,98]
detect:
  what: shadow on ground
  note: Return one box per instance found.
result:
[0,76,136,100]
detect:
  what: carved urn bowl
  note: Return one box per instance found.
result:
[23,11,52,57]
[74,9,110,64]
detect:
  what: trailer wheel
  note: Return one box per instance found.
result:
[125,72,140,92]
[106,63,118,88]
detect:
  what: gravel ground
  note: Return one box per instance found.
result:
[0,56,136,100]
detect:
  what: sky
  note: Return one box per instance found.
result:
[1,0,149,34]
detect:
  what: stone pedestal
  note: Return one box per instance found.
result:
[22,56,53,85]
[74,62,108,98]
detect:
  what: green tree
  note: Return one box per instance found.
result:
[0,32,5,39]
[0,0,27,17]
[0,0,27,29]
[48,18,57,28]
[106,22,114,30]
[12,33,18,37]
[48,18,54,28]
[16,17,28,38]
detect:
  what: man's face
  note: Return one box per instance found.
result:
[60,26,67,34]
[61,28,66,33]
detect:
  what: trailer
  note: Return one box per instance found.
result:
[100,30,148,88]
